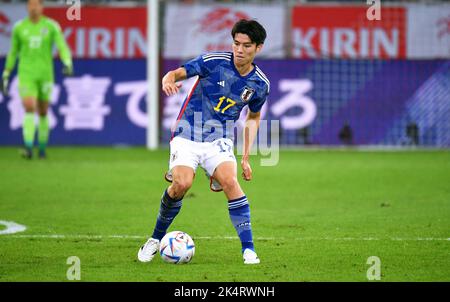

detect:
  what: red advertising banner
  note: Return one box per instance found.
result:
[291,6,406,59]
[44,6,147,58]
[164,3,285,59]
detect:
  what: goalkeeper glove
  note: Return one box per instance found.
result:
[1,70,10,97]
[62,64,73,76]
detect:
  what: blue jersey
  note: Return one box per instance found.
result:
[172,52,270,142]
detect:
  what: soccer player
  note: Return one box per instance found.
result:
[0,0,73,159]
[138,19,270,264]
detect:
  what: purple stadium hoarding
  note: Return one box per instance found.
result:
[0,59,147,146]
[0,58,448,147]
[162,59,449,147]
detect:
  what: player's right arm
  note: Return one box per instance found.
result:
[52,20,73,76]
[162,53,215,96]
[1,23,20,95]
[162,67,187,96]
[4,23,20,74]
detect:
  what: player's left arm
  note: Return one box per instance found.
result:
[241,81,269,181]
[241,110,261,181]
[52,20,73,75]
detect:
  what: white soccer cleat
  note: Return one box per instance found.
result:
[243,248,260,264]
[138,238,160,262]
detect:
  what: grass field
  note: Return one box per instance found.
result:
[0,147,449,282]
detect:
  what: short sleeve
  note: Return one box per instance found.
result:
[182,55,209,79]
[248,86,269,113]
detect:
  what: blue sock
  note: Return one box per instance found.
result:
[151,189,183,241]
[228,196,255,253]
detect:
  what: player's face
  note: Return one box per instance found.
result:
[232,33,263,66]
[28,0,43,19]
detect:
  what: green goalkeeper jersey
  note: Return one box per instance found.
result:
[5,15,72,81]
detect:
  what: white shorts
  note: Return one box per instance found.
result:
[169,136,236,177]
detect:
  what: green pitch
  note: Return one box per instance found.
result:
[0,147,449,282]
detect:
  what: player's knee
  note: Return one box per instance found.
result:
[23,100,36,113]
[220,177,240,192]
[38,107,48,117]
[172,178,192,196]
[37,101,49,116]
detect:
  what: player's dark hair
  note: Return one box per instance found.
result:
[231,19,267,45]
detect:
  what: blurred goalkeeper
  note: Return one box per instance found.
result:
[138,19,269,265]
[1,0,73,159]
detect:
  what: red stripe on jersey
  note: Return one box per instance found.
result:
[170,77,200,141]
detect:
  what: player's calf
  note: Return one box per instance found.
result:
[169,179,192,200]
[219,177,242,197]
[227,196,258,262]
[38,148,47,159]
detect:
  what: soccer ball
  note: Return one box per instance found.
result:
[159,231,195,264]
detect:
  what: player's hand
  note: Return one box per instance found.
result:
[241,157,252,181]
[162,81,182,96]
[62,64,73,76]
[1,72,9,97]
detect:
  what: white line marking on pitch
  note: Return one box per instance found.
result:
[1,234,449,241]
[0,221,27,235]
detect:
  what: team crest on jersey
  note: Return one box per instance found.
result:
[41,27,48,36]
[241,87,255,102]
